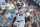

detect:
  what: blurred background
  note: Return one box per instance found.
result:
[0,0,40,27]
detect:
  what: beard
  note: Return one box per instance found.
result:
[18,7,21,9]
[19,8,21,9]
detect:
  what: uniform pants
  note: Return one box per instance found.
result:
[17,20,25,27]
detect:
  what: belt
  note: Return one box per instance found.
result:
[17,20,25,22]
[17,21,20,22]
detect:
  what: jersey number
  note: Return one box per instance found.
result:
[19,14,23,16]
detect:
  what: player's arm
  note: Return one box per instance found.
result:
[12,10,18,23]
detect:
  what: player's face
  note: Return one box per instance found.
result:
[17,6,21,9]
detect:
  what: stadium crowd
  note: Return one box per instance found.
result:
[0,0,40,27]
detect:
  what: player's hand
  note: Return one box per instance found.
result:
[14,22,17,26]
[25,15,28,18]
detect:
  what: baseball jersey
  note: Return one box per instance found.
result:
[15,8,27,21]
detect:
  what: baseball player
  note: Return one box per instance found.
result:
[15,3,27,27]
